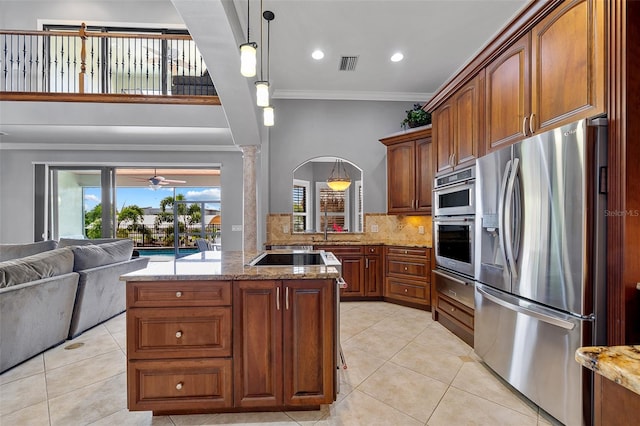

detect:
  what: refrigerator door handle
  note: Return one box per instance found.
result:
[477,285,576,330]
[504,158,520,279]
[498,159,512,272]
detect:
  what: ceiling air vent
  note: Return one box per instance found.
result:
[339,56,359,71]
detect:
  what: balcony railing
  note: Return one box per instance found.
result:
[0,23,219,104]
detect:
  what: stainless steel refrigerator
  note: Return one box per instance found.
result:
[474,117,608,426]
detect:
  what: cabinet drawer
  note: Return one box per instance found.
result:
[387,258,428,279]
[365,245,382,255]
[386,278,429,302]
[386,246,429,258]
[437,293,474,329]
[128,307,232,359]
[128,358,232,411]
[318,245,364,255]
[127,281,231,307]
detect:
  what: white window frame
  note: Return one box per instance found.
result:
[293,179,311,232]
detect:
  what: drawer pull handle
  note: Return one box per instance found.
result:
[176,382,184,390]
[175,330,183,338]
[175,291,182,298]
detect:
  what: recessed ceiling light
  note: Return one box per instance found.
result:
[390,52,404,62]
[312,49,325,60]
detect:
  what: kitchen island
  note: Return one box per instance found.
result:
[575,345,640,424]
[121,250,340,415]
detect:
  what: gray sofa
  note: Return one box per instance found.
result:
[58,238,149,338]
[0,239,149,372]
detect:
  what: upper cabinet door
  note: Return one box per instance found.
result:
[454,72,484,166]
[485,33,531,152]
[530,0,605,132]
[415,137,433,212]
[386,141,416,213]
[433,100,454,175]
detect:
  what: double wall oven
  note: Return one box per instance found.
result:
[432,166,476,310]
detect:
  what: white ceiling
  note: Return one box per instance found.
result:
[234,0,529,101]
[0,0,529,148]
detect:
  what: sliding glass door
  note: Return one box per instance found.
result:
[49,167,116,240]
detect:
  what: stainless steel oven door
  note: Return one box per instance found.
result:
[433,181,475,216]
[434,215,475,277]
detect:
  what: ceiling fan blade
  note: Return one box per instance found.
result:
[162,179,187,184]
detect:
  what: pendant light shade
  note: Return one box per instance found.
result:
[327,159,351,191]
[263,106,275,127]
[240,42,257,77]
[255,81,270,106]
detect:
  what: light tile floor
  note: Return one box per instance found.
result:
[0,301,562,425]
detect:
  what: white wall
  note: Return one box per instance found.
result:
[0,149,244,250]
[0,0,183,29]
[269,99,414,215]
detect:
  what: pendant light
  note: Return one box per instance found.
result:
[263,105,275,126]
[262,10,275,125]
[239,0,257,77]
[327,159,351,191]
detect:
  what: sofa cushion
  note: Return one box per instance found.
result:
[58,238,121,248]
[0,240,58,262]
[0,248,74,288]
[70,239,134,271]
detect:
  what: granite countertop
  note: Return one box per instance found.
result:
[120,250,340,281]
[575,345,640,395]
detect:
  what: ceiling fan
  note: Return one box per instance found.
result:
[133,169,186,189]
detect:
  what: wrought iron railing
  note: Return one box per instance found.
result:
[0,23,218,102]
[116,223,221,248]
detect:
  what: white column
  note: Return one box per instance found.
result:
[240,145,259,252]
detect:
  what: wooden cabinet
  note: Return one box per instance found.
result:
[379,126,433,214]
[126,278,335,414]
[530,0,605,133]
[485,34,531,151]
[384,246,431,309]
[593,373,640,426]
[233,279,335,408]
[317,245,382,300]
[485,0,605,152]
[433,73,484,175]
[126,281,234,412]
[364,245,383,297]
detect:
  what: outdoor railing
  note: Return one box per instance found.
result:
[1,23,219,104]
[116,223,221,248]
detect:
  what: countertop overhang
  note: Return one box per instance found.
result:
[120,250,340,281]
[575,345,640,395]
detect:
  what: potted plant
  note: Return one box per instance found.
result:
[401,103,431,129]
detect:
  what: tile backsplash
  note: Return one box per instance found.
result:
[266,213,432,247]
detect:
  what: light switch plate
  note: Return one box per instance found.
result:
[418,226,425,234]
[371,224,379,232]
[283,225,290,234]
[232,225,243,232]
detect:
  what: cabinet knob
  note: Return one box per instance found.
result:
[176,382,184,390]
[175,330,183,338]
[404,266,408,271]
[175,291,182,298]
[404,288,408,293]
[404,250,408,254]
[451,308,456,312]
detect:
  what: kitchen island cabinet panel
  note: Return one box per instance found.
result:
[233,280,283,408]
[284,281,335,405]
[127,306,232,359]
[128,358,233,412]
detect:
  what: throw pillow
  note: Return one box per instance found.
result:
[70,239,134,271]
